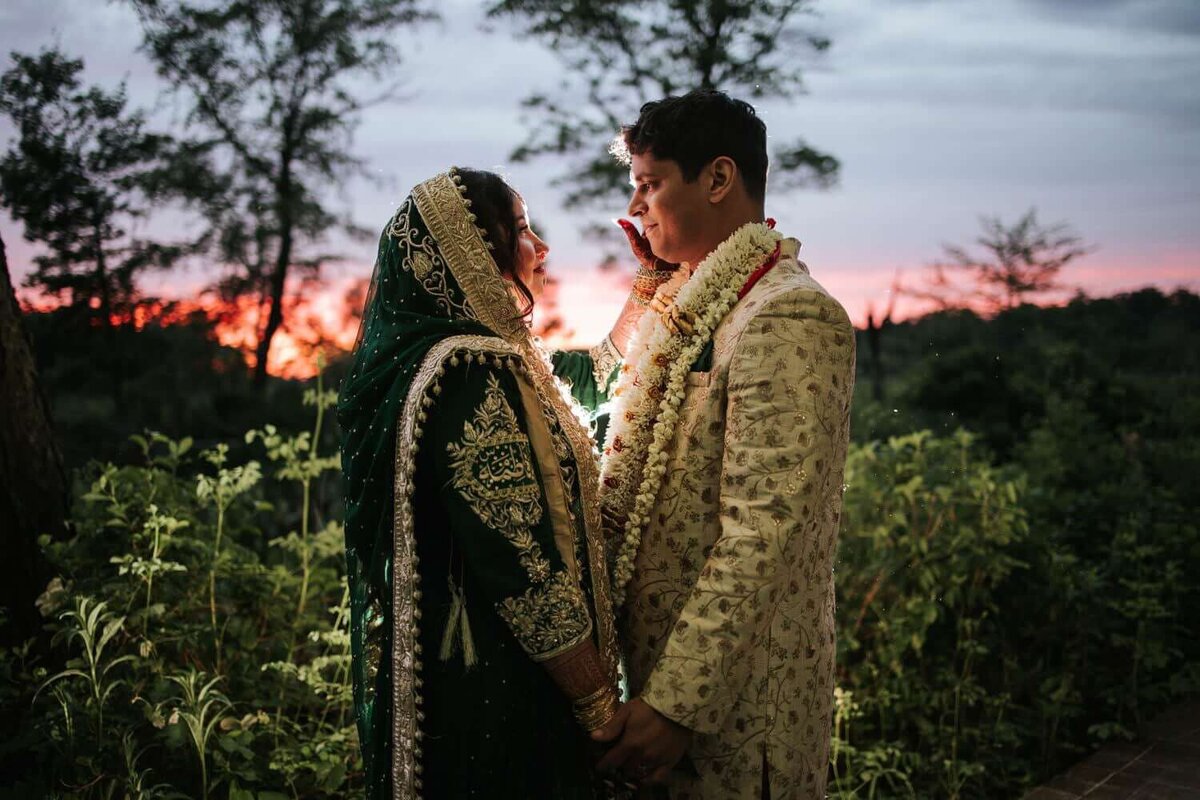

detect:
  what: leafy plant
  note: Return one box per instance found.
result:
[195,444,263,668]
[167,669,232,799]
[9,363,357,797]
[836,430,1031,797]
[36,596,135,741]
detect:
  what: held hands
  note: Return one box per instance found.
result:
[591,697,693,787]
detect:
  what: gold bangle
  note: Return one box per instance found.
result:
[573,685,619,731]
[576,696,617,731]
[574,684,611,706]
[633,264,673,303]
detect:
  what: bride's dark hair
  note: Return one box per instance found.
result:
[456,168,535,320]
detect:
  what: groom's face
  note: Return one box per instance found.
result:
[627,152,710,265]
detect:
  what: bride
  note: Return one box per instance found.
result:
[337,168,671,798]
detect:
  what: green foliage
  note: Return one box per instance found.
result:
[835,430,1031,797]
[0,48,190,320]
[834,423,1200,796]
[487,0,838,214]
[166,669,232,799]
[128,0,437,380]
[1,373,354,797]
[853,288,1200,458]
[1015,389,1200,750]
[36,597,137,742]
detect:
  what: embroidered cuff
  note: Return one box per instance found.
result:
[497,571,593,661]
[588,335,621,393]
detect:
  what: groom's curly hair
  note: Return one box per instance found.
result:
[614,89,768,203]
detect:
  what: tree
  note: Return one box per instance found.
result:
[0,231,65,644]
[487,0,839,218]
[863,270,901,402]
[911,208,1092,314]
[130,0,436,383]
[0,49,186,324]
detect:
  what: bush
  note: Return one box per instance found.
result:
[834,430,1030,798]
[833,428,1200,798]
[2,389,1196,796]
[0,374,353,798]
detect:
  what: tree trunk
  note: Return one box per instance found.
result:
[253,242,290,386]
[866,308,884,403]
[93,213,112,328]
[0,232,66,644]
[253,147,295,386]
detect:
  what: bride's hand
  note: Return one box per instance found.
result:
[616,219,678,274]
[606,220,682,355]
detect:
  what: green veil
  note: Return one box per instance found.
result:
[336,170,618,798]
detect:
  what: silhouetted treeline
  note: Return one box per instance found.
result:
[21,307,347,471]
[854,287,1199,462]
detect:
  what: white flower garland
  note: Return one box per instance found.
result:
[601,222,782,604]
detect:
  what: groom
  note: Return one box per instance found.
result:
[593,90,856,799]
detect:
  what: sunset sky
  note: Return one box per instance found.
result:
[2,0,1197,365]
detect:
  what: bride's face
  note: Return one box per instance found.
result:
[510,194,549,303]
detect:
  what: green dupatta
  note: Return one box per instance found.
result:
[337,171,618,799]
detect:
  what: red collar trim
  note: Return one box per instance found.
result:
[738,241,782,300]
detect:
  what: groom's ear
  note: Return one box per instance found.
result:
[705,156,739,205]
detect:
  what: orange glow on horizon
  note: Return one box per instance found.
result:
[19,280,365,380]
[17,255,1197,380]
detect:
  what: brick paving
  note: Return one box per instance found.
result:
[1024,703,1200,799]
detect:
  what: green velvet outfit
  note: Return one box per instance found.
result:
[337,172,620,800]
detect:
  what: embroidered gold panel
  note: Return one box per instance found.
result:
[392,334,520,799]
[387,196,474,321]
[447,372,551,583]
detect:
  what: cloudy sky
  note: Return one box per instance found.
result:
[2,0,1197,345]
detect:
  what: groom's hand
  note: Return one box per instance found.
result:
[617,218,678,274]
[592,697,692,786]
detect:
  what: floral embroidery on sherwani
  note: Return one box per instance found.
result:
[448,372,552,583]
[617,250,856,800]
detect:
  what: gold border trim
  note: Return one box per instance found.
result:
[411,170,620,687]
[589,335,622,394]
[514,370,581,581]
[392,333,518,799]
[521,366,620,685]
[412,174,524,341]
[531,625,594,663]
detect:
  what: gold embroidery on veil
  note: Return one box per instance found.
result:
[412,171,619,686]
[387,196,474,320]
[386,172,621,799]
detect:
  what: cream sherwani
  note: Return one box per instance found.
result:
[621,239,855,799]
